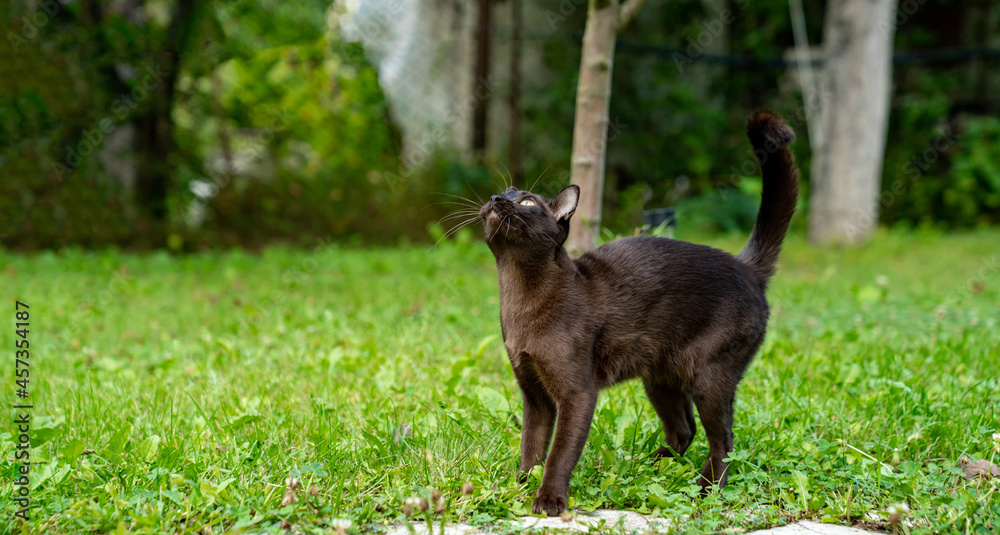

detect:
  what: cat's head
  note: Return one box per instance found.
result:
[479,185,579,254]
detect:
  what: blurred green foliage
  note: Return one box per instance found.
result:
[1,0,998,250]
[1,0,489,249]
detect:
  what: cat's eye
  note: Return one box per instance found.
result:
[519,199,536,206]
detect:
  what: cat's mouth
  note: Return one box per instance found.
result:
[481,197,511,219]
[481,199,520,241]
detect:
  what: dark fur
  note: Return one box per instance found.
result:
[479,111,799,516]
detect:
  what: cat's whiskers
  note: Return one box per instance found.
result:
[444,213,479,230]
[463,181,485,204]
[528,160,555,194]
[445,219,478,239]
[440,215,480,226]
[487,174,507,193]
[429,216,480,250]
[439,210,480,223]
[437,207,481,230]
[488,215,506,242]
[425,202,481,215]
[490,165,511,191]
[512,212,559,248]
[438,216,478,229]
[432,192,481,209]
[509,212,538,239]
[510,213,530,236]
[428,200,480,207]
[499,162,515,189]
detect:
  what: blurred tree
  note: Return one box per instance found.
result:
[2,0,996,250]
[808,0,898,244]
[567,0,650,257]
[508,0,523,185]
[73,0,200,245]
[474,0,493,154]
[135,0,197,245]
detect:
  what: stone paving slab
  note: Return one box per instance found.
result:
[509,509,669,533]
[384,510,880,535]
[752,520,877,534]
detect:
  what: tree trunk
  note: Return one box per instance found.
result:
[132,0,197,246]
[472,0,492,153]
[566,0,647,257]
[508,0,523,186]
[808,0,897,244]
[134,105,173,241]
[212,71,235,185]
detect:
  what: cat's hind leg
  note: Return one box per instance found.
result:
[642,378,696,459]
[692,334,762,491]
[691,365,742,492]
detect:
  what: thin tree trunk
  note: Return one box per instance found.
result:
[808,0,897,244]
[212,71,235,186]
[508,0,523,186]
[472,0,492,153]
[566,0,648,257]
[134,107,173,235]
[133,0,197,246]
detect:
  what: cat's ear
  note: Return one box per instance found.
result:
[504,186,518,193]
[549,185,580,222]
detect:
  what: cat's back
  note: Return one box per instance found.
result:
[575,236,759,294]
[571,237,768,382]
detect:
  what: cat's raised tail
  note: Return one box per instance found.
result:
[736,110,800,286]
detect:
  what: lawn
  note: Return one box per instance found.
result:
[1,228,999,534]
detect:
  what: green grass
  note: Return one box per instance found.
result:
[2,228,999,534]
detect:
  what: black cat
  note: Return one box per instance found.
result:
[478,111,799,516]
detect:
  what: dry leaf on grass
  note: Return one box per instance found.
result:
[959,456,1000,479]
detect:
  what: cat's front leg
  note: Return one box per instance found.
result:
[514,366,556,481]
[532,386,598,516]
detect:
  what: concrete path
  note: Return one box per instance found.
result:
[753,521,876,534]
[384,510,878,534]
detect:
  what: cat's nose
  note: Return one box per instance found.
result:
[491,195,505,203]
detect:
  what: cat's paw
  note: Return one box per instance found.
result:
[531,491,567,517]
[652,446,672,459]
